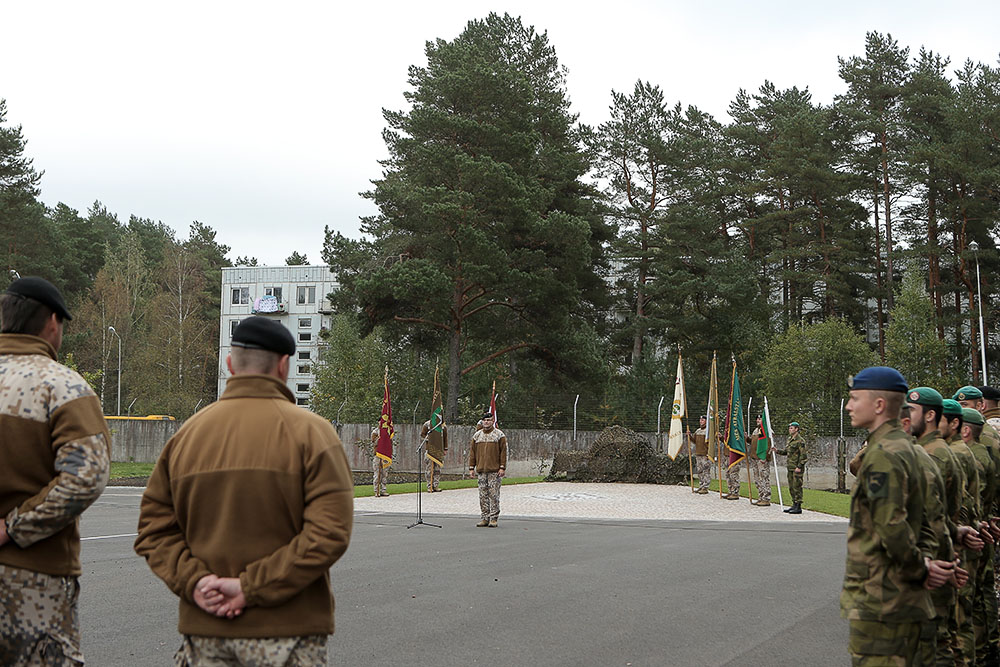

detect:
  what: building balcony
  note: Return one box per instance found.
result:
[252,297,287,314]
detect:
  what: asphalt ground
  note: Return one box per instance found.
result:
[79,486,849,666]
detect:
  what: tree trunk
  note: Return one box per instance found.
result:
[874,189,885,360]
[881,130,895,310]
[446,327,462,422]
[927,181,944,340]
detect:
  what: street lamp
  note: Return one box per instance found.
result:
[108,326,121,415]
[9,270,20,281]
[970,240,988,385]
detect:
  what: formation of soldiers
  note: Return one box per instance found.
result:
[689,414,807,513]
[842,365,1000,666]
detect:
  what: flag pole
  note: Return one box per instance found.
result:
[745,397,753,503]
[766,397,785,509]
[687,426,694,492]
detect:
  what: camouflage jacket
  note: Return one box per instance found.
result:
[968,438,997,524]
[917,430,964,545]
[913,442,956,615]
[841,419,934,622]
[0,334,110,577]
[777,433,807,470]
[948,436,981,527]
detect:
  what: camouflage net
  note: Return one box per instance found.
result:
[547,425,691,485]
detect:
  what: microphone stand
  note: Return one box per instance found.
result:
[408,431,441,529]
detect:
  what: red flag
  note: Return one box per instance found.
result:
[376,367,393,466]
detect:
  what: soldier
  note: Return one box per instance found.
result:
[907,388,965,665]
[135,317,354,665]
[841,366,947,665]
[691,415,712,495]
[942,398,986,664]
[775,422,807,514]
[748,416,773,507]
[420,418,448,493]
[980,386,1000,433]
[371,426,389,497]
[960,407,1000,665]
[0,277,111,665]
[469,412,507,528]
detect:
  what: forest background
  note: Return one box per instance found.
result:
[2,15,998,439]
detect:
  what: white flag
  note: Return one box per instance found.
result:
[667,354,686,459]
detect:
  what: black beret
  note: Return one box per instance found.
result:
[482,412,494,420]
[980,386,1000,402]
[232,316,295,356]
[5,277,72,320]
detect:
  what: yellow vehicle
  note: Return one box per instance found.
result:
[105,415,176,421]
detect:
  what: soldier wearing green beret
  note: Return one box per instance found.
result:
[841,367,944,666]
[959,406,1000,665]
[775,422,806,514]
[907,389,965,665]
[940,399,986,664]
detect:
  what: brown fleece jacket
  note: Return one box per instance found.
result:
[134,374,354,638]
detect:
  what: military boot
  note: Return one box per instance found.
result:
[786,503,802,514]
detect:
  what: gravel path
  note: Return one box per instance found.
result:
[354,481,847,522]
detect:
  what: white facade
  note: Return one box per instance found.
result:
[218,265,337,405]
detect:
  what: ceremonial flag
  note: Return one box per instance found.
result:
[725,360,747,470]
[426,365,446,466]
[755,398,774,461]
[667,353,686,459]
[706,353,719,461]
[376,366,394,466]
[489,380,498,427]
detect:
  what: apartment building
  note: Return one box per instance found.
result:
[218,265,337,405]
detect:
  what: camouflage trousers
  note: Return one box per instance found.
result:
[753,458,771,502]
[695,456,713,491]
[787,468,804,504]
[373,457,389,496]
[725,461,743,495]
[175,634,327,666]
[848,619,921,666]
[973,543,999,662]
[426,456,441,491]
[0,564,83,666]
[956,550,979,666]
[478,472,501,521]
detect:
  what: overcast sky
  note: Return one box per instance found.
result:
[3,1,999,265]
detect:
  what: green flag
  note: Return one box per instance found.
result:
[726,361,746,470]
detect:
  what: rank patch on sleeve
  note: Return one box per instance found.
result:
[867,471,888,499]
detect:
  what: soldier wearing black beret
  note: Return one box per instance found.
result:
[135,316,354,663]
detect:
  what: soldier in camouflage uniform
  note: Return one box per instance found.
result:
[692,416,712,494]
[420,419,448,492]
[371,427,389,497]
[0,278,111,665]
[469,412,507,527]
[980,386,1000,636]
[775,422,806,514]
[841,366,950,666]
[723,450,744,500]
[748,416,773,506]
[941,399,985,665]
[908,389,965,666]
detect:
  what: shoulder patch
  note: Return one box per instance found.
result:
[867,471,889,499]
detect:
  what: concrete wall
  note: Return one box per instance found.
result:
[110,416,867,491]
[109,419,181,463]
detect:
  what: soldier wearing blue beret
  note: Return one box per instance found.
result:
[841,367,944,665]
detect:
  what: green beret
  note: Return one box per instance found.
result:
[954,386,983,401]
[961,407,985,426]
[788,421,799,427]
[941,399,963,417]
[907,387,944,410]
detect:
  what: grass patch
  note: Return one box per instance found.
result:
[356,475,546,498]
[704,480,850,518]
[110,462,155,479]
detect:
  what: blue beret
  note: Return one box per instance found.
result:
[232,316,295,356]
[848,366,907,393]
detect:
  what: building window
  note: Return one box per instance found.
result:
[296,286,316,304]
[298,317,312,328]
[299,332,312,342]
[298,365,311,375]
[296,397,309,406]
[297,383,310,393]
[230,319,241,337]
[298,351,311,360]
[265,286,282,301]
[231,287,249,305]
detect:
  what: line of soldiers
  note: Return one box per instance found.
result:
[689,415,807,512]
[842,365,1000,666]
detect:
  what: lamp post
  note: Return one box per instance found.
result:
[108,326,121,415]
[970,240,988,385]
[9,269,20,281]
